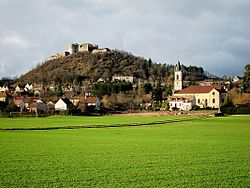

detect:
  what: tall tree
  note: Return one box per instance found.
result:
[242,64,250,93]
[55,84,63,97]
[152,83,163,102]
[143,83,153,94]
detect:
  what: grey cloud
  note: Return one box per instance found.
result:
[0,0,249,77]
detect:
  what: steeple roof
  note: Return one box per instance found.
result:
[175,60,181,71]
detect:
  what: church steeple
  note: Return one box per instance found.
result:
[176,60,181,71]
[174,60,183,91]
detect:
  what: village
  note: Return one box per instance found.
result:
[0,56,245,116]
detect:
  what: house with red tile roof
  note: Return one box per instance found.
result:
[173,85,226,109]
[171,62,226,110]
[0,91,7,102]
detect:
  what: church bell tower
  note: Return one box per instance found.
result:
[174,60,183,91]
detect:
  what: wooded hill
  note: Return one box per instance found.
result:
[18,50,206,85]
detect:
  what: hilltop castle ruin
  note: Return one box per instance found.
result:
[49,42,110,60]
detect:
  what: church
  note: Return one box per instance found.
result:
[169,61,226,111]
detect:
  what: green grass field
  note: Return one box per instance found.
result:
[0,115,196,129]
[0,115,249,187]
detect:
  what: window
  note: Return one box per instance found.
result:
[176,75,179,80]
[212,92,215,95]
[213,99,215,103]
[198,99,200,103]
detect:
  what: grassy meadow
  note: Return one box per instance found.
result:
[0,115,196,129]
[0,115,249,187]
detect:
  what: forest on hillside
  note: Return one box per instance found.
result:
[18,50,206,85]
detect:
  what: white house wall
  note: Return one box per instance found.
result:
[55,99,67,111]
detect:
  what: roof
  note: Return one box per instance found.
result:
[30,102,38,108]
[60,98,74,106]
[0,91,7,98]
[175,85,222,94]
[175,60,181,71]
[14,99,24,106]
[14,97,40,103]
[84,97,97,103]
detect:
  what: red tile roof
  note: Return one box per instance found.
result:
[84,97,97,103]
[14,99,23,106]
[0,91,7,98]
[175,85,222,94]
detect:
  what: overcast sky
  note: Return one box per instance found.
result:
[0,0,250,78]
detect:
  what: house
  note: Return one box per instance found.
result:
[24,83,33,92]
[172,62,226,109]
[34,89,41,96]
[97,78,105,82]
[0,92,7,102]
[14,99,25,111]
[233,76,241,83]
[173,85,226,109]
[112,75,134,83]
[168,96,195,111]
[15,85,23,93]
[76,97,100,112]
[85,97,100,107]
[14,97,41,111]
[47,101,55,113]
[55,98,75,112]
[142,94,152,110]
[30,101,48,113]
[70,96,83,106]
[0,86,9,92]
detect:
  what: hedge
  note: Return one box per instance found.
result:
[221,106,250,114]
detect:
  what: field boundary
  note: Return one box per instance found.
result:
[0,116,211,131]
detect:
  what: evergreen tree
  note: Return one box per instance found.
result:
[143,83,153,94]
[242,64,250,93]
[152,83,163,102]
[55,84,63,97]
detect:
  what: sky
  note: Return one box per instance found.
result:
[0,0,250,78]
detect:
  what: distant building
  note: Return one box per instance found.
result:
[112,75,134,83]
[15,85,23,93]
[233,76,241,83]
[171,61,226,110]
[50,52,70,60]
[13,97,41,111]
[0,92,7,102]
[68,43,98,54]
[92,48,110,54]
[79,43,98,52]
[55,98,74,112]
[174,85,225,109]
[30,101,48,113]
[24,83,33,92]
[49,42,107,60]
[174,60,183,91]
[67,43,79,54]
[0,86,9,92]
[168,96,195,111]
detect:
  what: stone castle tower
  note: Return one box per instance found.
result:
[174,60,183,91]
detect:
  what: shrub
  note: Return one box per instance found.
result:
[221,106,250,114]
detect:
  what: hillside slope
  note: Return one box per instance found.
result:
[19,50,173,84]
